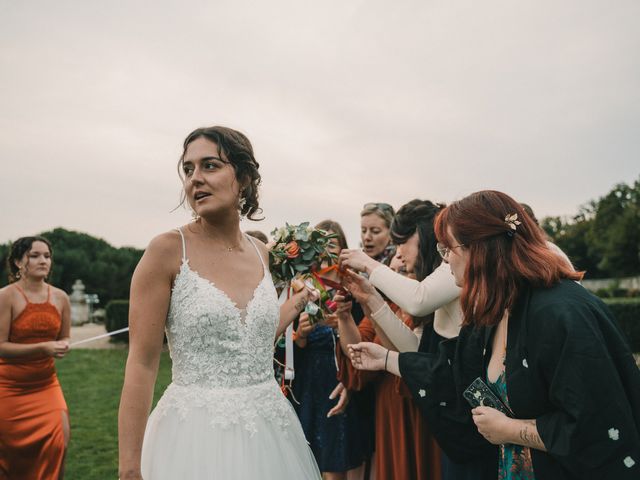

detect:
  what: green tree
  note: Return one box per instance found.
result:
[543,177,640,279]
[587,181,640,276]
[542,213,602,277]
[0,228,143,305]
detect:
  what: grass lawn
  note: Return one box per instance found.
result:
[56,349,172,480]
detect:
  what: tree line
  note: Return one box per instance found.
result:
[1,177,638,303]
[542,176,640,279]
[0,228,143,306]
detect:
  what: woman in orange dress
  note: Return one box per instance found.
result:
[337,300,442,480]
[337,199,459,479]
[0,236,71,479]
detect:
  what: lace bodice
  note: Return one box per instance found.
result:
[166,258,279,388]
[150,230,292,436]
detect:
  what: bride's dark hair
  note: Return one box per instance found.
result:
[177,126,264,221]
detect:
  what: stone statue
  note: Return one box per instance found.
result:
[69,279,89,326]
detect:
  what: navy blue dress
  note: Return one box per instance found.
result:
[292,323,370,472]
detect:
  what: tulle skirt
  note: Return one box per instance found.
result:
[141,380,321,479]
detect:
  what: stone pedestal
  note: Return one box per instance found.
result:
[69,280,89,326]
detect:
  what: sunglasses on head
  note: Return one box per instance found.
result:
[363,202,394,213]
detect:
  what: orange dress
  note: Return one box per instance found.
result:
[338,306,442,480]
[0,285,68,480]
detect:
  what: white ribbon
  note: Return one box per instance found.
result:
[70,327,129,347]
[278,286,295,380]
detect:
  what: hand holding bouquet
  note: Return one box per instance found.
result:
[269,222,343,323]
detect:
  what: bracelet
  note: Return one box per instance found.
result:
[384,349,390,372]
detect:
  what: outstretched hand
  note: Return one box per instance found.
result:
[332,293,353,322]
[340,270,380,306]
[296,312,315,339]
[347,342,387,371]
[327,382,350,417]
[339,249,379,275]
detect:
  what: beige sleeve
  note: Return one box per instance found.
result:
[369,262,461,317]
[369,302,419,352]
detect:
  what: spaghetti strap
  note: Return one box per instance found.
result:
[13,284,29,303]
[46,285,51,303]
[245,234,267,272]
[175,228,187,262]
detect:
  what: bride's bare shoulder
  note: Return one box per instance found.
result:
[146,230,182,255]
[137,230,184,276]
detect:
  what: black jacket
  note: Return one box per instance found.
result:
[399,280,640,479]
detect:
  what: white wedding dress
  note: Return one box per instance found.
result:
[141,229,321,479]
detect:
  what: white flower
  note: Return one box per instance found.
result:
[304,302,319,316]
[418,389,426,397]
[608,428,620,441]
[522,358,529,368]
[275,227,287,241]
[623,456,635,468]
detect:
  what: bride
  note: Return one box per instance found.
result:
[118,126,321,479]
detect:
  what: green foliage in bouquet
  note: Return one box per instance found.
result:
[269,222,339,286]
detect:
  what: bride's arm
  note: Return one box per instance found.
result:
[118,233,176,480]
[277,290,313,338]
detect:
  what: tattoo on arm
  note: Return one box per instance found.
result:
[294,299,306,312]
[518,420,546,451]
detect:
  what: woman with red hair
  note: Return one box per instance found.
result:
[348,190,640,479]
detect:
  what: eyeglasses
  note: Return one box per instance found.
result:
[436,242,465,259]
[363,202,394,213]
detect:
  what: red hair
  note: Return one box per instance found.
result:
[434,190,583,327]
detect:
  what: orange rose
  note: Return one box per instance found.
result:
[285,241,300,259]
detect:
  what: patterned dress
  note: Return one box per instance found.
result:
[488,370,535,480]
[292,322,369,472]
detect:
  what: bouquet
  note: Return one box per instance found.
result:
[269,222,342,323]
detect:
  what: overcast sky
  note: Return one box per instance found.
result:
[1,0,638,250]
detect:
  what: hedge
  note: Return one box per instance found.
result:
[604,298,640,353]
[105,300,129,342]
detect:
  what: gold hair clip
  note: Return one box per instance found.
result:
[504,213,521,232]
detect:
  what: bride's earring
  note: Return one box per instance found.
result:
[191,209,200,221]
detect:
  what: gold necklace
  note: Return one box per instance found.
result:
[195,219,243,252]
[224,239,243,252]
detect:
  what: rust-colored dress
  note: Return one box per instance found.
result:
[338,305,442,480]
[0,285,68,480]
